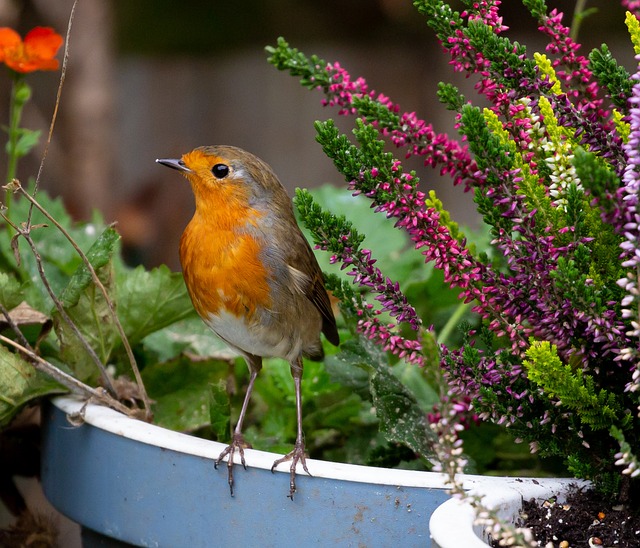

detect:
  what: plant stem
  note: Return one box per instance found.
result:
[4,74,27,223]
[570,0,589,41]
[437,300,469,346]
[0,334,134,417]
[29,0,76,217]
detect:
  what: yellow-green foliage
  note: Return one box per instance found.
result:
[533,52,563,95]
[613,109,631,143]
[626,11,640,55]
[482,107,517,158]
[523,340,622,430]
[483,104,563,232]
[424,189,465,243]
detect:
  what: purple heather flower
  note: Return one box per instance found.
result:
[619,57,640,398]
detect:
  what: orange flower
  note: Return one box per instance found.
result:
[0,27,63,73]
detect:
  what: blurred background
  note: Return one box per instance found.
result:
[0,0,635,270]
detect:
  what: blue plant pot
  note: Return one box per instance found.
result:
[42,396,454,547]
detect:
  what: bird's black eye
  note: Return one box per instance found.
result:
[212,163,230,179]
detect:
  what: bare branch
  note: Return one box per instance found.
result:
[0,334,134,417]
[0,302,33,351]
[28,0,77,211]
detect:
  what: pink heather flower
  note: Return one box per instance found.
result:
[622,0,640,15]
[536,8,609,126]
[322,61,371,115]
[358,318,425,366]
[321,63,479,190]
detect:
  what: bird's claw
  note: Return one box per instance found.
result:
[215,433,251,496]
[270,440,311,499]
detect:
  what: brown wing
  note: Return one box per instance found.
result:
[286,233,339,347]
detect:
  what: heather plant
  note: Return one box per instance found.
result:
[268,0,640,501]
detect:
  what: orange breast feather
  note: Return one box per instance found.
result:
[180,213,272,321]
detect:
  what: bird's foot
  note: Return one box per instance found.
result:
[215,433,252,496]
[270,440,311,499]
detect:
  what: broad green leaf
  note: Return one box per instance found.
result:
[54,259,117,383]
[141,356,229,432]
[324,340,373,396]
[394,360,440,411]
[9,190,112,302]
[142,315,236,363]
[209,380,231,442]
[117,265,193,346]
[305,392,363,430]
[404,268,465,330]
[245,411,291,453]
[0,273,25,310]
[58,227,120,308]
[258,358,343,403]
[0,345,63,427]
[52,227,121,381]
[303,185,427,286]
[370,368,435,458]
[334,337,436,458]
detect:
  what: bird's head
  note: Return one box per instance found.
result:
[157,145,287,212]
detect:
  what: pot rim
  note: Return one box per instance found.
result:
[49,395,510,490]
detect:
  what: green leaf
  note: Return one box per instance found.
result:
[324,341,374,396]
[141,356,229,432]
[58,226,120,308]
[404,268,466,335]
[0,273,25,310]
[54,255,117,382]
[142,315,236,363]
[209,380,231,442]
[9,190,112,302]
[117,265,193,346]
[370,365,435,458]
[12,128,41,158]
[0,345,63,427]
[51,227,121,380]
[306,392,363,430]
[393,361,440,412]
[301,185,427,287]
[331,338,437,458]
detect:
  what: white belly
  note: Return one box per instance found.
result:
[204,309,300,361]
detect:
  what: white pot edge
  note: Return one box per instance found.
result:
[429,475,590,547]
[51,395,465,488]
[51,395,531,491]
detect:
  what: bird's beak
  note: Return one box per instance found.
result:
[156,158,192,173]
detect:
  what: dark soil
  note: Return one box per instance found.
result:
[512,486,640,547]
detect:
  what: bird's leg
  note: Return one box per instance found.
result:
[215,355,262,496]
[271,356,311,499]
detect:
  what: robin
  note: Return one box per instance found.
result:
[156,146,339,498]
